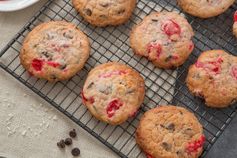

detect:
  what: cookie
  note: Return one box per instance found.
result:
[20,21,90,82]
[233,11,237,38]
[130,12,194,69]
[136,105,205,158]
[72,0,136,27]
[177,0,235,18]
[186,50,237,108]
[81,62,145,125]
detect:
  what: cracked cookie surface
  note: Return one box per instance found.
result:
[177,0,235,18]
[130,12,194,69]
[186,50,237,108]
[72,0,136,27]
[136,105,204,158]
[20,21,90,82]
[82,62,145,125]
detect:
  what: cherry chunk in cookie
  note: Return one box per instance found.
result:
[82,62,145,125]
[136,105,205,158]
[130,11,194,69]
[186,50,237,108]
[20,21,90,82]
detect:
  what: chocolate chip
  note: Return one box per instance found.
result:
[176,150,183,155]
[100,2,109,7]
[71,148,80,157]
[117,9,125,15]
[63,31,73,39]
[126,89,135,94]
[165,55,173,62]
[99,15,107,19]
[41,51,52,60]
[151,19,158,22]
[57,139,65,148]
[183,128,194,137]
[87,82,94,89]
[59,64,67,70]
[65,138,73,146]
[84,8,92,16]
[162,142,172,151]
[69,129,77,138]
[166,123,175,131]
[50,74,57,80]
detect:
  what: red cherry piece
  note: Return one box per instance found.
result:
[234,11,237,22]
[106,99,123,118]
[47,61,60,68]
[189,41,194,52]
[129,110,138,117]
[195,57,223,75]
[147,42,162,58]
[81,91,94,104]
[99,70,127,78]
[146,153,153,158]
[231,66,237,80]
[162,20,181,37]
[32,59,44,71]
[186,135,205,154]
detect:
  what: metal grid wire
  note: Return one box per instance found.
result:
[0,0,237,157]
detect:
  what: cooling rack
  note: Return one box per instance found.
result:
[0,0,237,157]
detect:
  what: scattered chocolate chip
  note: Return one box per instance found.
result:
[160,124,165,128]
[161,142,172,151]
[179,111,183,115]
[69,129,77,138]
[65,138,73,146]
[84,8,92,16]
[57,139,65,149]
[71,148,80,157]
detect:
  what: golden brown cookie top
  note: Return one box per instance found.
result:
[130,11,194,69]
[20,21,90,82]
[177,0,235,18]
[72,0,136,26]
[136,105,204,158]
[82,62,145,125]
[186,50,237,108]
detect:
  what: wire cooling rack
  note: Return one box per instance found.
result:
[0,0,237,157]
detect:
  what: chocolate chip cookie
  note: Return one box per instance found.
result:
[72,0,136,27]
[136,105,205,158]
[81,62,145,125]
[177,0,235,18]
[20,21,90,82]
[130,11,194,69]
[186,50,237,108]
